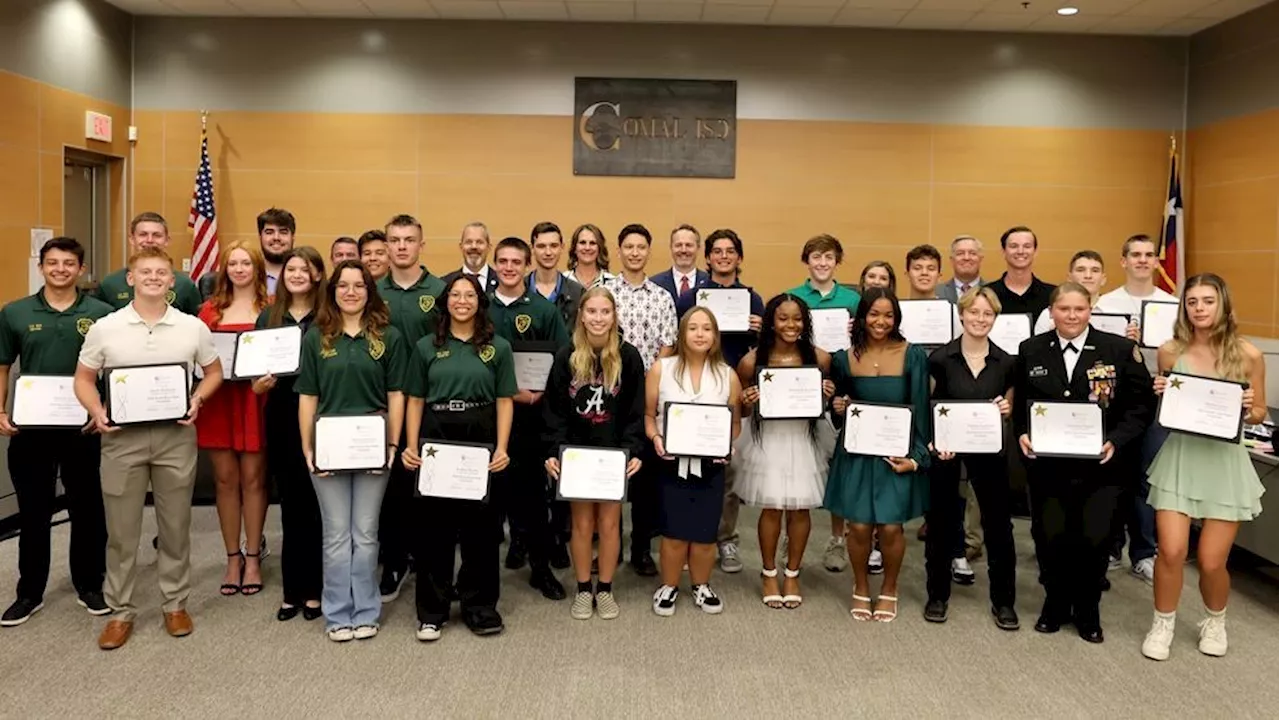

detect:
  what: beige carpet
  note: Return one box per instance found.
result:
[0,505,1275,719]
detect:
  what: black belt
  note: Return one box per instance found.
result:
[429,400,493,412]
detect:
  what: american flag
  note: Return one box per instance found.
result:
[1156,141,1184,294]
[188,123,219,281]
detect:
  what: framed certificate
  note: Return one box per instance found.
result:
[757,366,823,420]
[314,414,388,473]
[195,331,238,380]
[898,299,955,346]
[694,287,751,332]
[933,401,1003,454]
[557,445,628,502]
[11,375,87,429]
[988,313,1034,355]
[843,402,912,457]
[1089,313,1131,336]
[415,440,493,501]
[662,402,733,458]
[1157,372,1246,443]
[810,309,850,353]
[511,340,558,392]
[104,364,190,425]
[1028,401,1103,458]
[233,325,302,379]
[1140,301,1179,349]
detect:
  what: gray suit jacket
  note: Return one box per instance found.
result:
[937,277,984,304]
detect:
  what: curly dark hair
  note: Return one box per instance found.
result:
[752,293,820,441]
[433,273,495,350]
[851,286,905,360]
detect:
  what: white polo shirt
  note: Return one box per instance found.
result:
[79,302,219,371]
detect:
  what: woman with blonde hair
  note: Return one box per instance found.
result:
[196,241,270,596]
[1141,273,1267,660]
[565,224,614,290]
[543,287,647,620]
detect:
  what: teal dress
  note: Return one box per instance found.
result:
[1147,357,1264,522]
[824,344,931,524]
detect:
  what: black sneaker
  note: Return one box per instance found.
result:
[77,591,112,616]
[923,599,949,623]
[692,584,723,615]
[379,568,405,603]
[549,542,571,570]
[992,605,1020,631]
[1,598,44,627]
[652,585,678,617]
[630,553,658,577]
[504,540,528,570]
[465,608,504,636]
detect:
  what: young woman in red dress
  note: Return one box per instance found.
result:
[197,242,270,596]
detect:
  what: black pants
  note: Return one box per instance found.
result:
[503,448,552,573]
[8,429,105,601]
[1028,463,1121,627]
[414,405,500,626]
[627,446,660,559]
[926,455,1016,607]
[377,433,414,575]
[270,425,322,606]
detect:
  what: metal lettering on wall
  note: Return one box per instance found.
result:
[574,78,736,179]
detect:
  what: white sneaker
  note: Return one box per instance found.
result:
[1198,613,1228,657]
[571,591,594,620]
[868,549,884,575]
[352,624,378,640]
[416,623,442,642]
[327,627,355,642]
[718,542,743,574]
[1141,612,1176,661]
[823,536,848,572]
[652,585,678,617]
[1131,557,1155,585]
[693,584,724,615]
[951,557,976,585]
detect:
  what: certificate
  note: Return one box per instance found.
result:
[662,402,733,458]
[232,325,302,379]
[513,352,555,392]
[1089,313,1132,336]
[933,401,1003,454]
[1157,372,1246,443]
[105,364,190,425]
[757,366,824,420]
[195,331,238,380]
[416,441,492,501]
[988,313,1034,355]
[557,446,627,502]
[810,309,850,353]
[1140,301,1179,349]
[694,288,751,332]
[843,402,912,457]
[11,375,87,428]
[898,299,955,346]
[314,414,388,473]
[1028,402,1103,458]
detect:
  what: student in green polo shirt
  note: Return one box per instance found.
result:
[296,259,407,643]
[401,273,516,642]
[0,237,113,627]
[93,212,202,315]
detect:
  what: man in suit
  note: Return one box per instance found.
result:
[650,224,708,304]
[442,222,499,294]
[1013,282,1153,643]
[199,208,294,298]
[937,234,985,303]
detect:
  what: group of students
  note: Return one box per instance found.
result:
[0,210,1266,663]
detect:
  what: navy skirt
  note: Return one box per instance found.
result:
[658,458,726,544]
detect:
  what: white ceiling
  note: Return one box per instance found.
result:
[104,0,1271,34]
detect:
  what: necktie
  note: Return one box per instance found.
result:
[960,283,971,293]
[680,275,690,295]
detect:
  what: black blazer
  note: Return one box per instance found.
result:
[442,267,499,295]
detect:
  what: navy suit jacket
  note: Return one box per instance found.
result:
[651,267,709,304]
[443,266,499,295]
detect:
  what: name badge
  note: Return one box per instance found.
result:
[1029,366,1049,378]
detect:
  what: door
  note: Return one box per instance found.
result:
[62,153,112,286]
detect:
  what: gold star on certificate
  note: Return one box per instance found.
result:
[850,407,862,417]
[115,374,127,384]
[672,407,683,417]
[242,335,254,345]
[425,446,438,458]
[937,406,949,416]
[762,371,774,382]
[565,450,579,462]
[1034,405,1047,416]
[698,291,709,302]
[20,379,32,390]
[1169,377,1183,390]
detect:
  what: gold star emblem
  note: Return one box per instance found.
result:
[20,379,32,390]
[425,446,438,458]
[1169,377,1183,390]
[565,450,580,462]
[850,407,862,417]
[698,290,709,302]
[115,374,128,384]
[242,335,254,345]
[1034,405,1047,416]
[937,406,949,416]
[672,407,683,417]
[762,371,774,382]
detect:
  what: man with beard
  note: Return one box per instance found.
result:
[443,222,499,294]
[199,208,295,298]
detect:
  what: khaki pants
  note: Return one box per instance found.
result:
[100,424,197,621]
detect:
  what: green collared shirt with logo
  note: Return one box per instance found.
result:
[93,267,203,316]
[0,291,114,374]
[376,267,447,349]
[294,325,408,417]
[405,334,518,404]
[488,289,570,348]
[787,279,862,313]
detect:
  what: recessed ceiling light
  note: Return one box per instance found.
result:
[1057,6,1079,15]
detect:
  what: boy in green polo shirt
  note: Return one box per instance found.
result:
[93,212,202,315]
[0,237,113,627]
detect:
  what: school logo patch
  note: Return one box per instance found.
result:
[368,337,386,360]
[435,349,450,359]
[479,344,496,363]
[320,347,338,359]
[75,317,94,336]
[515,314,532,333]
[1132,345,1143,363]
[115,291,130,301]
[165,290,177,305]
[419,295,435,313]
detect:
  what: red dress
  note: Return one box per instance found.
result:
[196,302,266,453]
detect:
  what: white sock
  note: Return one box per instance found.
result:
[1206,606,1226,619]
[1155,610,1175,620]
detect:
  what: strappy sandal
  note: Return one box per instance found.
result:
[761,568,784,609]
[221,551,244,596]
[873,595,899,623]
[240,552,264,596]
[782,567,803,609]
[850,593,874,621]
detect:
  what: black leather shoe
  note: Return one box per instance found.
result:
[549,543,571,570]
[504,541,528,570]
[1034,614,1063,634]
[302,605,323,621]
[465,608,505,636]
[276,605,300,622]
[923,599,948,623]
[1077,624,1104,644]
[530,570,567,601]
[992,605,1020,631]
[630,553,658,577]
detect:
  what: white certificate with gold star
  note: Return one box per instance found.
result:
[757,366,824,419]
[233,325,303,379]
[662,402,733,458]
[415,441,492,501]
[932,401,1003,454]
[843,402,912,457]
[315,414,388,473]
[695,288,751,332]
[557,446,627,501]
[1157,372,1246,443]
[105,364,191,425]
[11,375,87,428]
[1028,401,1103,457]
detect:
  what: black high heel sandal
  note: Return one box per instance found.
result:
[221,551,244,596]
[240,552,264,596]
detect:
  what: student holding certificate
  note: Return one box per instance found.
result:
[0,237,113,628]
[734,293,835,609]
[542,287,647,620]
[253,246,326,622]
[1141,274,1266,661]
[196,242,271,598]
[296,260,407,643]
[401,274,515,641]
[825,287,930,623]
[644,308,743,617]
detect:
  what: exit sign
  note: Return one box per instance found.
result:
[85,111,112,142]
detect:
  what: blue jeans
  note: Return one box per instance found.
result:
[312,472,389,630]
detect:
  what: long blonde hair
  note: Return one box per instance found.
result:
[1170,273,1247,381]
[673,307,728,391]
[570,287,623,390]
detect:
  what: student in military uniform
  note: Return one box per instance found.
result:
[1013,282,1153,644]
[93,212,202,315]
[372,214,446,603]
[401,274,516,641]
[0,237,114,627]
[296,259,408,643]
[488,237,571,599]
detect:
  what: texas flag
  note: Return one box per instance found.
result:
[1157,146,1184,294]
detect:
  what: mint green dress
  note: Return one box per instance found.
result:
[1147,357,1264,521]
[824,344,931,524]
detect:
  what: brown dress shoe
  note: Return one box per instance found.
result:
[98,620,133,650]
[164,610,194,637]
